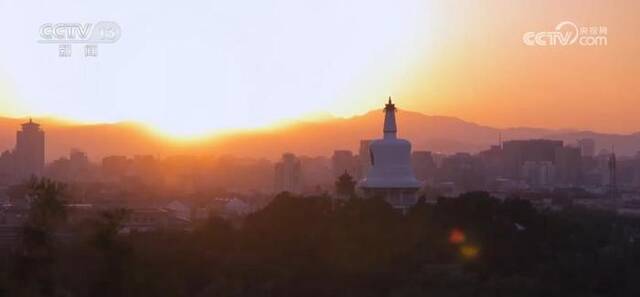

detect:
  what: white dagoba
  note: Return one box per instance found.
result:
[359,97,421,211]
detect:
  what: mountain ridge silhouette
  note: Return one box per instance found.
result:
[0,110,638,162]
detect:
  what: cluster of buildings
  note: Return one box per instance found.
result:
[274,100,640,213]
[2,100,640,231]
[0,119,262,249]
[277,135,639,204]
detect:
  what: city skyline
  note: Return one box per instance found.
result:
[0,109,632,200]
[2,2,640,296]
[3,106,640,163]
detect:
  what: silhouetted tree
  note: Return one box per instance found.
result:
[13,178,67,297]
[335,171,356,198]
[87,208,131,297]
[1,190,639,296]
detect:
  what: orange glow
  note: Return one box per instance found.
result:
[449,228,465,244]
[398,1,640,134]
[2,2,638,135]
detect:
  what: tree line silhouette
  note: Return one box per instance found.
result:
[1,178,640,296]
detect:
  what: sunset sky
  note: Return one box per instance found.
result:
[0,0,639,137]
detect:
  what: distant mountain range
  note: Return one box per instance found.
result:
[1,110,639,162]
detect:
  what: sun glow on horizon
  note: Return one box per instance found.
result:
[0,0,435,138]
[4,1,638,134]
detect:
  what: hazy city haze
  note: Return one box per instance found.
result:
[2,110,640,162]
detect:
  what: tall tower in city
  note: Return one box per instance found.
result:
[578,138,596,157]
[274,153,303,193]
[359,98,421,212]
[608,149,618,199]
[15,118,45,178]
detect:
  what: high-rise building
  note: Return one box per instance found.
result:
[554,146,582,186]
[633,152,640,187]
[439,153,485,192]
[357,140,372,179]
[521,161,555,188]
[478,145,504,180]
[502,139,563,179]
[411,151,436,183]
[15,119,45,179]
[0,151,16,184]
[102,155,130,178]
[359,98,421,212]
[299,155,332,193]
[45,149,93,182]
[274,153,302,193]
[608,151,618,199]
[331,150,357,178]
[577,138,596,157]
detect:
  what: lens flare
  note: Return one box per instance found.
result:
[449,228,465,244]
[460,245,479,259]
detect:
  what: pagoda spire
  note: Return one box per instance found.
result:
[383,97,397,139]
